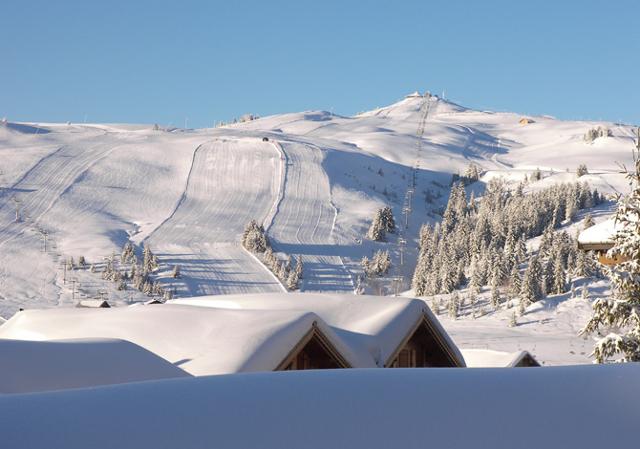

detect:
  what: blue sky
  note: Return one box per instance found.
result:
[2,0,638,128]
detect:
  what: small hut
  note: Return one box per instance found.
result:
[76,299,111,308]
[577,219,626,265]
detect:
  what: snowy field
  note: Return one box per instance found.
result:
[0,93,636,364]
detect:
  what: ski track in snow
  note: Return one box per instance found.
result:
[147,139,284,296]
[0,138,120,249]
[268,141,354,292]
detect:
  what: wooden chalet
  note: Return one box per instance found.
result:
[577,219,627,265]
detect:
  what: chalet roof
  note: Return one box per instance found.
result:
[76,299,111,308]
[461,349,540,367]
[0,338,190,394]
[0,303,370,376]
[0,294,465,375]
[168,293,465,367]
[577,218,619,250]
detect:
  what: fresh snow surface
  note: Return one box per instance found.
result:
[0,93,636,363]
[0,338,190,394]
[1,364,638,449]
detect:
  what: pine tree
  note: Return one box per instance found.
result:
[380,206,396,234]
[242,220,269,253]
[121,242,135,264]
[583,214,595,230]
[508,264,521,297]
[448,293,459,319]
[509,311,517,327]
[520,255,543,311]
[172,265,181,279]
[490,284,501,310]
[581,139,640,362]
[552,255,566,294]
[367,209,386,241]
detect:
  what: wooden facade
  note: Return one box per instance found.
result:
[276,322,351,371]
[385,316,464,368]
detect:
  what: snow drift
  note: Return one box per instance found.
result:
[0,364,637,449]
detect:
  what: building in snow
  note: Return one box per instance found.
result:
[461,349,540,367]
[577,218,626,265]
[170,293,466,368]
[0,294,465,377]
[76,299,111,308]
[519,117,535,125]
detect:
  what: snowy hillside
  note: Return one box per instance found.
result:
[0,93,636,363]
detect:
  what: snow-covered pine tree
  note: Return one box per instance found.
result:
[172,265,181,279]
[373,250,391,276]
[121,242,135,264]
[490,283,501,310]
[367,209,386,241]
[448,293,459,319]
[520,255,543,310]
[380,206,396,234]
[552,254,566,294]
[242,220,269,253]
[508,264,521,297]
[361,256,372,278]
[542,256,554,296]
[581,140,640,362]
[576,164,589,177]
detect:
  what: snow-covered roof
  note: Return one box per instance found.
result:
[461,349,540,367]
[1,364,638,449]
[577,218,619,249]
[0,303,369,375]
[0,294,464,375]
[76,299,110,308]
[0,338,190,394]
[169,293,465,367]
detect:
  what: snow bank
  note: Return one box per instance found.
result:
[0,338,190,394]
[0,364,637,449]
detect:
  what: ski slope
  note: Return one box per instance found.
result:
[147,138,284,296]
[268,141,353,292]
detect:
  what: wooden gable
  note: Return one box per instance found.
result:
[275,322,351,371]
[385,316,463,368]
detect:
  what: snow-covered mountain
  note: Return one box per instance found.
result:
[0,93,635,363]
